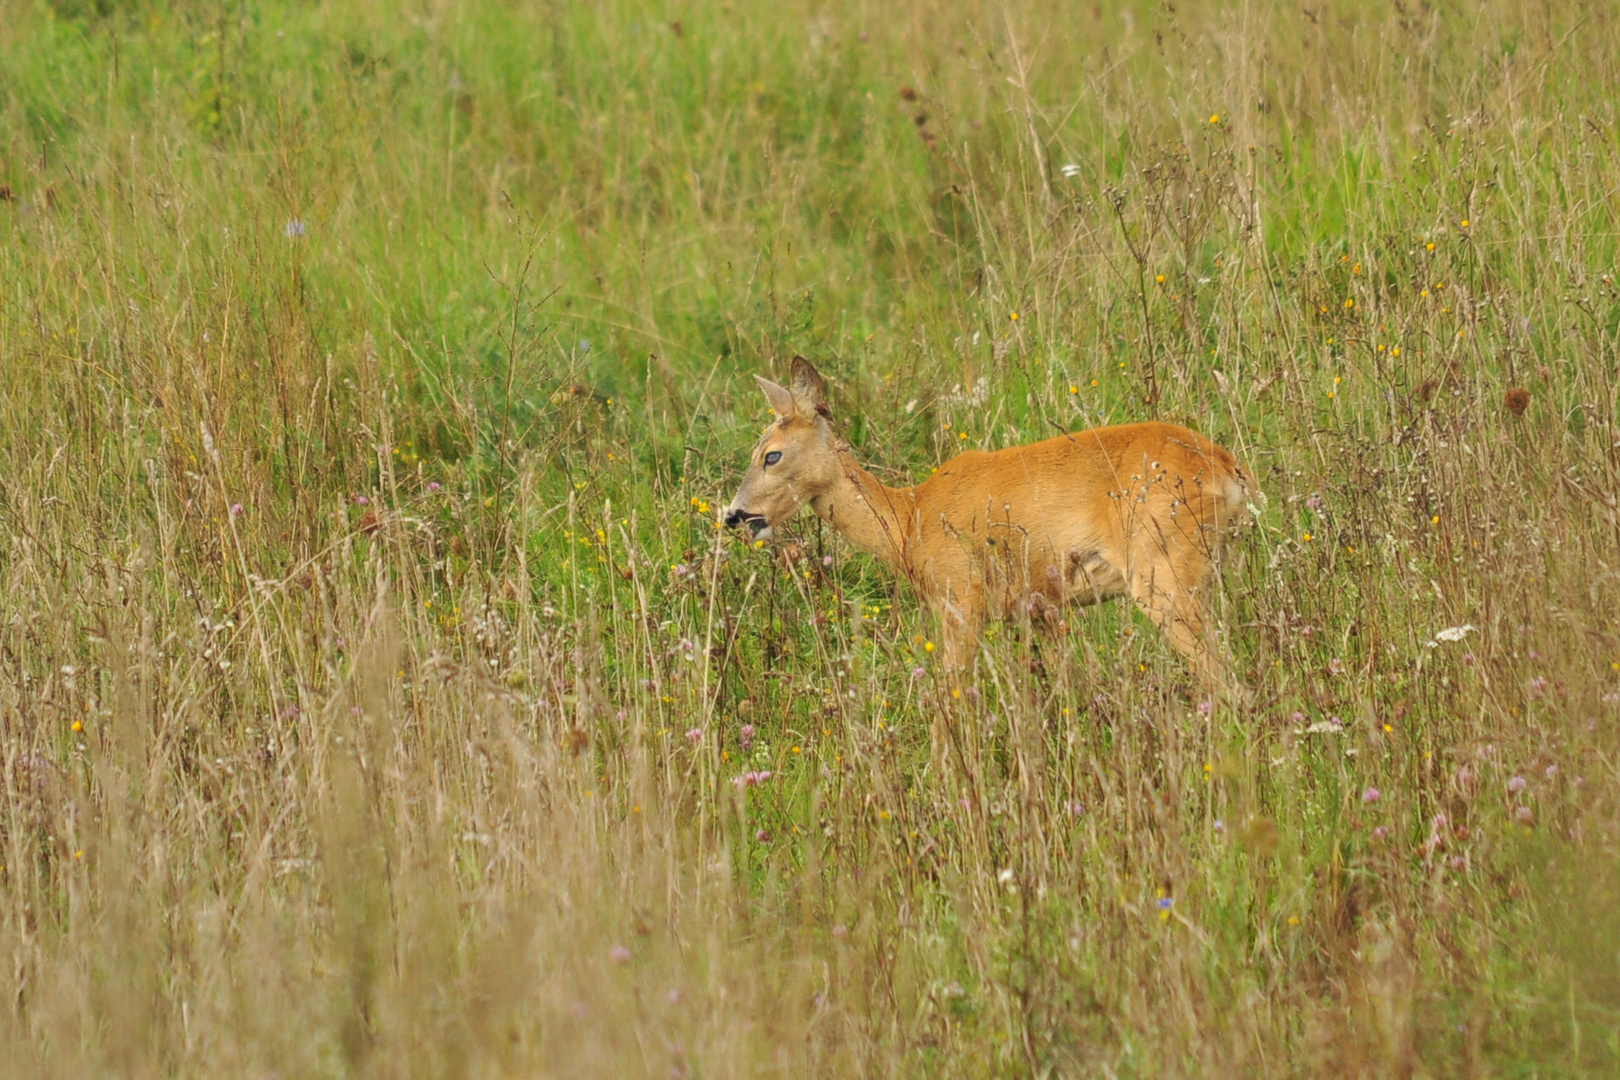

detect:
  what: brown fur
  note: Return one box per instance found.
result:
[725,358,1253,693]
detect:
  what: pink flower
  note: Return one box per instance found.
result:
[355,495,369,505]
[230,502,244,516]
[609,945,631,964]
[427,481,441,493]
[1528,676,1548,692]
[1371,826,1390,840]
[685,728,703,744]
[739,723,755,750]
[1362,786,1381,804]
[1507,775,1527,793]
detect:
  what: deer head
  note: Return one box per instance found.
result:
[723,357,841,538]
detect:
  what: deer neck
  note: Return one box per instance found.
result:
[811,447,914,570]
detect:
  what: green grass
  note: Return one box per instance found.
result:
[3,0,1620,1074]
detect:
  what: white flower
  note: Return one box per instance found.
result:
[1434,624,1477,643]
[1060,162,1082,178]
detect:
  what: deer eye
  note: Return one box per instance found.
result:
[763,451,782,467]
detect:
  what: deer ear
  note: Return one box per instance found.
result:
[789,356,829,417]
[755,375,796,420]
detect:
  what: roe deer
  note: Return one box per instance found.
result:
[723,357,1255,695]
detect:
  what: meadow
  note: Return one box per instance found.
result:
[3,0,1619,1074]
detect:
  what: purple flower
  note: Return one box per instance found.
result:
[731,770,772,789]
[1545,765,1558,780]
[285,219,306,238]
[1156,897,1173,911]
[229,502,243,516]
[911,666,925,679]
[1197,699,1212,715]
[355,495,369,505]
[1528,675,1548,692]
[739,723,755,750]
[1212,819,1225,832]
[1067,801,1085,817]
[821,554,833,566]
[1305,492,1324,510]
[1507,775,1527,793]
[1515,805,1535,823]
[608,945,631,964]
[1362,786,1381,804]
[427,481,441,493]
[685,727,703,744]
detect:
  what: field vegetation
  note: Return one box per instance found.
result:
[3,0,1620,1074]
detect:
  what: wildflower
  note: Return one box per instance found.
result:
[1208,113,1220,124]
[731,770,772,789]
[911,666,925,679]
[1448,855,1467,871]
[1157,896,1173,922]
[739,724,755,750]
[1212,819,1224,831]
[685,728,703,744]
[822,554,833,566]
[355,495,369,505]
[285,220,306,238]
[72,720,83,732]
[832,923,849,938]
[609,945,631,964]
[1507,775,1527,793]
[1197,699,1212,715]
[1068,801,1085,816]
[1515,805,1534,823]
[1546,765,1559,780]
[755,829,770,842]
[427,481,441,492]
[923,641,935,653]
[1304,492,1324,510]
[1362,786,1381,804]
[1434,625,1476,643]
[1528,676,1548,693]
[1371,826,1389,839]
[230,502,244,516]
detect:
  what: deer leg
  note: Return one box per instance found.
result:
[1128,568,1238,703]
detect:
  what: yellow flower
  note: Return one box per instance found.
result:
[924,641,936,653]
[1303,532,1313,542]
[1156,274,1166,283]
[1461,219,1470,227]
[1010,312,1019,321]
[1069,385,1078,394]
[72,720,83,732]
[1431,515,1440,525]
[1343,299,1354,309]
[1208,113,1220,124]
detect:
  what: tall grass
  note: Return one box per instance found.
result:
[3,0,1619,1074]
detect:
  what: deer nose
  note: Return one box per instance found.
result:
[725,508,764,532]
